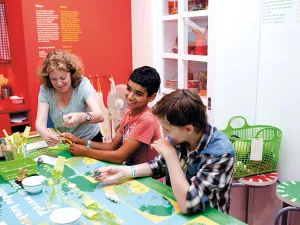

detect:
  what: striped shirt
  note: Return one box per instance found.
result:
[148,124,235,215]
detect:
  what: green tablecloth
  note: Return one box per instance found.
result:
[0,138,245,225]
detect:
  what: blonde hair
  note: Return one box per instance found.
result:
[37,50,83,88]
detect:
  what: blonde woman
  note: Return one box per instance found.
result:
[36,50,104,146]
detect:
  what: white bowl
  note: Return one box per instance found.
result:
[50,207,82,225]
[22,175,46,194]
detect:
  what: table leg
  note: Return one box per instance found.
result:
[245,186,249,224]
[281,202,289,225]
[274,205,300,225]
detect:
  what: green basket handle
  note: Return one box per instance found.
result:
[254,127,282,140]
[223,116,250,132]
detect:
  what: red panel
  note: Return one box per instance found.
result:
[3,0,132,130]
[5,0,30,106]
[0,113,11,136]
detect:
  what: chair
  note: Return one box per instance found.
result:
[232,172,278,224]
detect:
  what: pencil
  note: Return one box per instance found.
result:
[54,129,73,145]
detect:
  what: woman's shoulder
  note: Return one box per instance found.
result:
[39,84,51,94]
[77,76,87,86]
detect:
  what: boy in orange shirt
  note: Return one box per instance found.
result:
[63,66,161,165]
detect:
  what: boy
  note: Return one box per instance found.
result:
[63,66,161,165]
[93,89,235,215]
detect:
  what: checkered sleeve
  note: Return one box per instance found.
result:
[186,153,235,215]
[148,155,167,179]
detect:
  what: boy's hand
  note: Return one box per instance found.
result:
[62,133,80,144]
[92,166,130,182]
[69,143,89,156]
[151,138,176,158]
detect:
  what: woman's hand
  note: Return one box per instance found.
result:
[150,138,176,158]
[92,166,131,183]
[62,112,85,128]
[62,133,81,144]
[43,133,60,147]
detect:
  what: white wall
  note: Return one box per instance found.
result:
[256,0,300,182]
[212,0,261,130]
[131,0,156,69]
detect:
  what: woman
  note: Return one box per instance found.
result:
[36,50,104,146]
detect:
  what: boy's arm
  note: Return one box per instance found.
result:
[72,137,143,164]
[163,150,191,214]
[70,133,122,151]
[164,152,235,215]
[90,133,123,151]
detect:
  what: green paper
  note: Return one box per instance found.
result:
[98,208,117,221]
[22,126,31,143]
[82,209,102,220]
[48,143,69,151]
[82,198,99,209]
[53,156,65,179]
[12,132,22,146]
[3,129,13,145]
[82,198,117,221]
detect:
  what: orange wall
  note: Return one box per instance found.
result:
[3,0,132,130]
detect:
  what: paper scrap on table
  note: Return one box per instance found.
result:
[27,141,48,152]
[34,155,57,166]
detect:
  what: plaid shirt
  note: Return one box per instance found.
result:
[148,124,235,215]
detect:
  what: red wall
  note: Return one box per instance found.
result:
[5,0,29,100]
[3,0,132,130]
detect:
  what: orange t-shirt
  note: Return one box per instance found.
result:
[119,107,161,165]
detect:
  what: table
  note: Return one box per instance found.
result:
[274,181,300,225]
[0,137,246,225]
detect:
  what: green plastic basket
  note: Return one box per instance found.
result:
[221,116,282,179]
[0,158,38,181]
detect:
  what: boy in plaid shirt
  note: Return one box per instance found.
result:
[93,89,235,215]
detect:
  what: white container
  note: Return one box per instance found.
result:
[42,178,62,211]
[50,207,82,225]
[22,175,46,194]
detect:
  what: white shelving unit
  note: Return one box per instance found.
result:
[132,0,260,128]
[156,0,213,120]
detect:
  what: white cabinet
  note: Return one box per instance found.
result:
[153,0,260,127]
[155,0,212,120]
[132,0,260,128]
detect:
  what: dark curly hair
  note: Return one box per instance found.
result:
[152,89,207,133]
[129,66,161,96]
[37,50,83,88]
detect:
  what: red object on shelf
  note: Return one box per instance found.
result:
[195,46,207,55]
[11,97,24,104]
[168,0,178,15]
[188,80,200,92]
[0,99,29,113]
[166,79,178,89]
[188,80,200,89]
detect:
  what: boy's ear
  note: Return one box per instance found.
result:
[147,93,157,102]
[185,124,195,134]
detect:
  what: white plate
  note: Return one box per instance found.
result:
[50,208,81,225]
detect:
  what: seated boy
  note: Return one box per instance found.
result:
[93,89,235,215]
[63,66,161,165]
